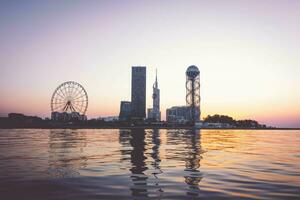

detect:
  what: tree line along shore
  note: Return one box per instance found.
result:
[0,113,290,129]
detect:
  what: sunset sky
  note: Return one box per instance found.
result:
[0,0,299,127]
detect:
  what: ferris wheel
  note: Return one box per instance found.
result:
[51,81,88,115]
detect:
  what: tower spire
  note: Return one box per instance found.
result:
[155,68,158,88]
[148,68,160,121]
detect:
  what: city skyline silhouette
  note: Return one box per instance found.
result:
[0,1,299,127]
[1,2,300,200]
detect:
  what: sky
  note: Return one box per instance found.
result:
[0,0,299,127]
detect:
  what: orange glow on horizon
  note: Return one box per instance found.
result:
[0,1,299,128]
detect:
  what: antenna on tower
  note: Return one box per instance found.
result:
[155,68,158,88]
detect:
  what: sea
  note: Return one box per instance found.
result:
[0,129,299,200]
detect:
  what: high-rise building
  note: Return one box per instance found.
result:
[186,65,201,124]
[131,66,146,120]
[147,69,161,121]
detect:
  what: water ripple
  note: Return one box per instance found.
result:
[0,129,300,199]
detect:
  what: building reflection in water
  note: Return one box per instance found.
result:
[119,129,202,198]
[183,129,203,197]
[151,129,164,197]
[119,129,149,197]
[48,129,87,178]
[119,129,164,198]
[165,129,203,197]
[129,129,148,197]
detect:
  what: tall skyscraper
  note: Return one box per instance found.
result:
[186,65,201,124]
[131,66,146,120]
[147,69,161,121]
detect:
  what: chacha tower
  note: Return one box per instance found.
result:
[147,69,161,121]
[152,69,161,121]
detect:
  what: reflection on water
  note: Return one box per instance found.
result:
[129,129,148,197]
[0,129,300,199]
[183,130,202,197]
[151,129,164,197]
[48,130,88,178]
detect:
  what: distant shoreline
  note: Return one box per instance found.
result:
[0,126,299,130]
[5,113,295,130]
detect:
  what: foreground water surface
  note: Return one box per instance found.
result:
[0,129,299,199]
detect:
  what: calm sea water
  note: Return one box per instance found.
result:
[0,129,299,200]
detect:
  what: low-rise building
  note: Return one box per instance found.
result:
[101,116,119,122]
[51,112,87,121]
[119,101,131,121]
[194,121,235,128]
[166,106,192,123]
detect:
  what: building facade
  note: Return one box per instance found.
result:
[119,101,131,121]
[147,70,161,121]
[131,66,146,120]
[51,112,87,121]
[166,106,192,123]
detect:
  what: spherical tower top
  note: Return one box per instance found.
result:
[186,65,200,79]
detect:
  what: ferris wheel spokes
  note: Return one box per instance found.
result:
[51,81,88,120]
